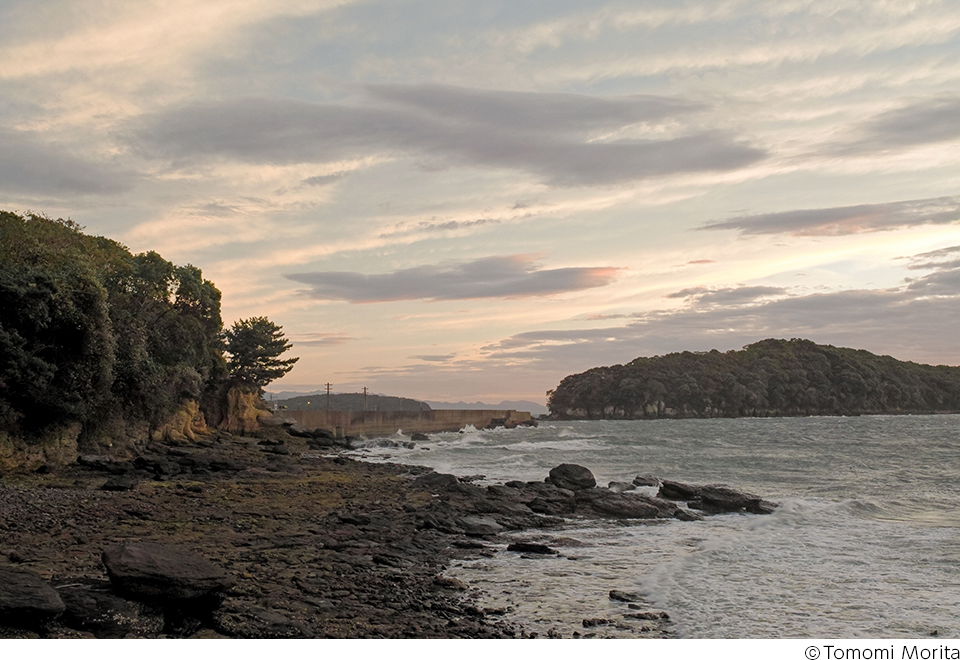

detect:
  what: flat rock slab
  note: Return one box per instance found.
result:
[0,567,65,625]
[102,542,234,601]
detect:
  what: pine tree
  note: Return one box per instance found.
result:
[224,317,298,389]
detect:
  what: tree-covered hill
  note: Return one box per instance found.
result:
[547,339,960,419]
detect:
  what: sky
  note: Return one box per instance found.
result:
[1,0,958,403]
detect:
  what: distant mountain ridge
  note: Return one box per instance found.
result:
[271,392,429,412]
[266,391,548,415]
[548,338,960,419]
[425,400,549,415]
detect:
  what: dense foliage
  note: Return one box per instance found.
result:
[548,339,960,419]
[0,212,295,444]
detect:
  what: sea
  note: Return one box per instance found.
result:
[343,415,959,639]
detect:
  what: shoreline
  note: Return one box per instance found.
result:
[0,430,527,638]
[0,422,757,639]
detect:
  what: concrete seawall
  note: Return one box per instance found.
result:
[286,409,533,436]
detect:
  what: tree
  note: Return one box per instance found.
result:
[224,317,298,389]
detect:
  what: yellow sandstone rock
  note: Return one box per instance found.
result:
[152,399,209,443]
[218,387,271,435]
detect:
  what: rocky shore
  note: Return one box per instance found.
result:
[0,425,775,639]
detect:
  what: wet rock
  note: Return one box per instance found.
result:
[101,474,140,491]
[413,472,460,492]
[519,482,576,516]
[410,432,430,442]
[0,567,65,627]
[574,489,660,519]
[609,589,643,602]
[212,603,310,639]
[674,508,704,522]
[458,516,503,536]
[57,580,164,638]
[547,464,596,491]
[747,499,778,515]
[486,485,526,501]
[102,542,234,601]
[631,494,682,518]
[506,543,558,555]
[134,457,182,478]
[607,481,634,493]
[338,513,371,526]
[582,618,613,628]
[285,424,314,438]
[698,485,776,515]
[624,611,669,620]
[433,576,468,590]
[657,480,700,500]
[417,514,464,535]
[632,475,660,487]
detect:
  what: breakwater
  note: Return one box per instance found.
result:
[286,409,533,436]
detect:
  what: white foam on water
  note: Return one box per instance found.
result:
[321,415,960,638]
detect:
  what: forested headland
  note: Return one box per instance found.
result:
[0,211,297,471]
[547,339,960,419]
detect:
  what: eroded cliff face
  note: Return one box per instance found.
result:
[0,423,81,474]
[150,399,209,443]
[218,387,270,435]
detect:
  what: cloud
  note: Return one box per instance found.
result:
[0,127,135,196]
[481,254,960,370]
[290,332,356,346]
[365,83,699,133]
[835,97,960,155]
[700,196,960,236]
[902,244,960,296]
[132,85,765,186]
[410,354,456,362]
[380,217,499,239]
[284,254,621,302]
[302,172,346,187]
[665,285,786,305]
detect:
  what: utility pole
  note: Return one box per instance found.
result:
[325,383,332,413]
[362,387,368,411]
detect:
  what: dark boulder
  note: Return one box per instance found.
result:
[607,481,634,493]
[0,567,65,627]
[547,464,596,490]
[410,432,430,442]
[101,542,234,602]
[609,589,642,602]
[657,480,700,500]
